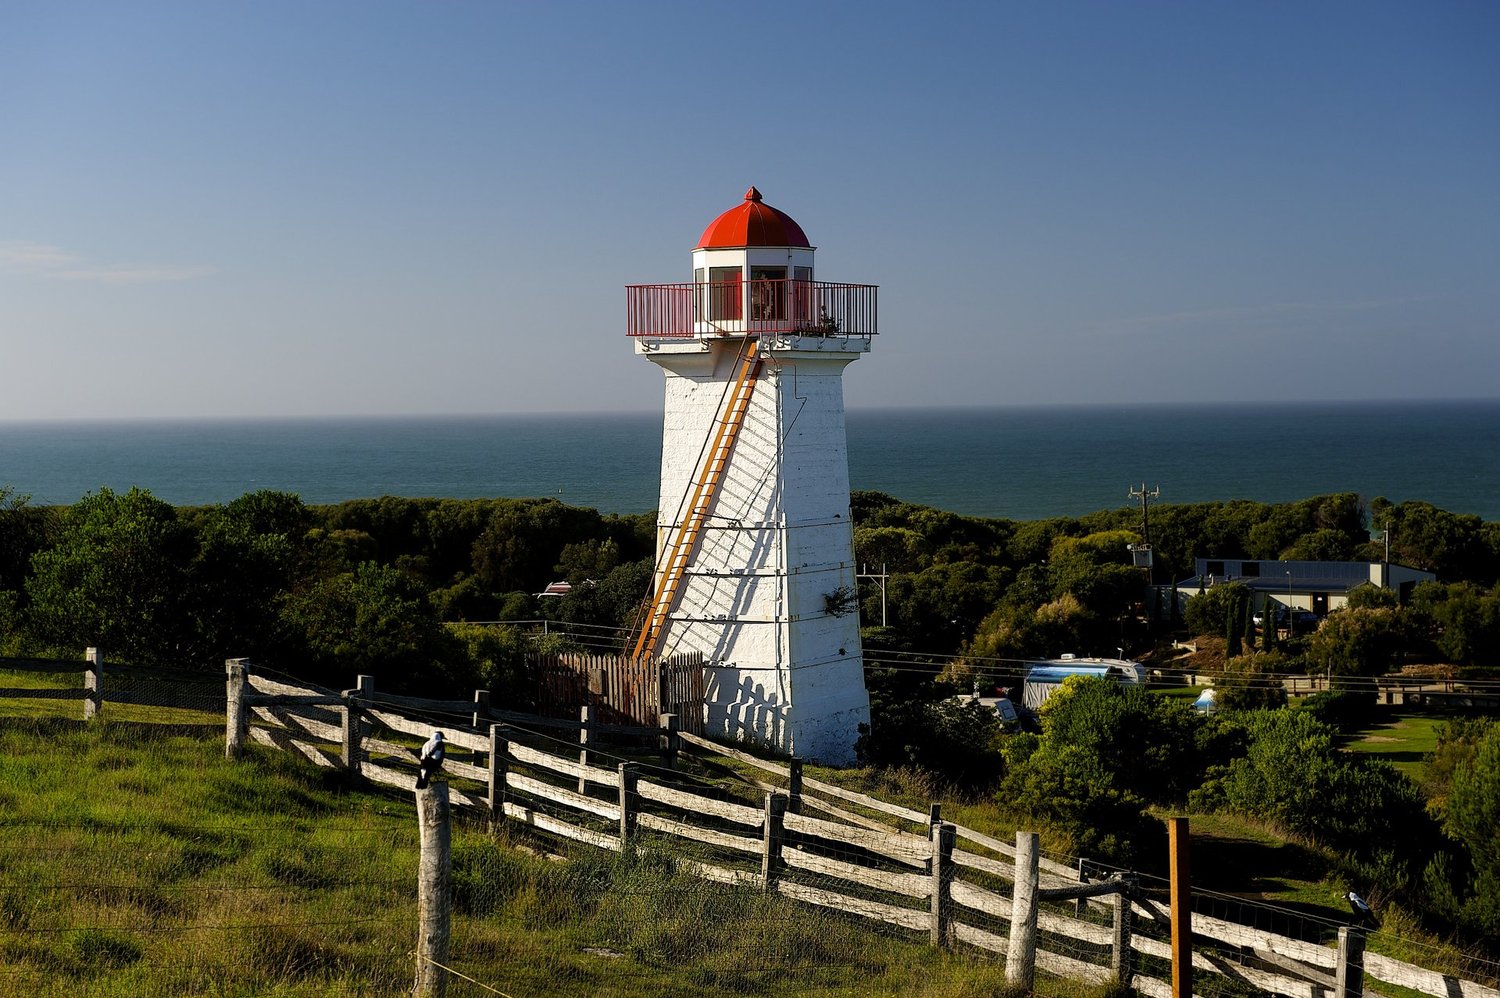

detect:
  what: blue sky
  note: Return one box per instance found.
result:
[3,1,1496,420]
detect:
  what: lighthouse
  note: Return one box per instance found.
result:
[626,188,876,763]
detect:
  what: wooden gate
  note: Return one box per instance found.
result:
[660,651,705,735]
[532,650,704,732]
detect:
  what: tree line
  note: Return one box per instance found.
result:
[0,487,656,699]
[4,485,1499,686]
[852,488,1500,666]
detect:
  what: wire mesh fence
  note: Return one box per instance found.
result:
[0,653,225,725]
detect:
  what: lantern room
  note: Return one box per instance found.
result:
[626,187,877,341]
[694,186,816,332]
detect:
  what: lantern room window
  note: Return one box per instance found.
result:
[750,266,786,320]
[708,266,741,320]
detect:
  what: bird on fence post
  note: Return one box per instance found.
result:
[415,731,445,790]
[1345,890,1377,928]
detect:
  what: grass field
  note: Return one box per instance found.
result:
[0,714,1129,997]
[1343,710,1445,780]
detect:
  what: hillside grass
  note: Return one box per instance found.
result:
[0,714,1128,997]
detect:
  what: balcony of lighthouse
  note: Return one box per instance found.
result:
[626,279,877,350]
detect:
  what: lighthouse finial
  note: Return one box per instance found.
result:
[744,186,762,202]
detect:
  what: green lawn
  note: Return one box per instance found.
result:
[1343,711,1445,780]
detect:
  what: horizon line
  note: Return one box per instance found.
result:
[2,395,1499,427]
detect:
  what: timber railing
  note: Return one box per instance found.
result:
[225,660,1500,998]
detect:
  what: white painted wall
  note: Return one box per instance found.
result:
[638,332,871,763]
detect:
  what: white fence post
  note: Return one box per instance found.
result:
[83,647,103,721]
[1006,830,1040,989]
[578,705,594,794]
[414,782,451,997]
[471,689,489,764]
[225,658,250,759]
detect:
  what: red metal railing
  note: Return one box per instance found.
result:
[626,280,878,338]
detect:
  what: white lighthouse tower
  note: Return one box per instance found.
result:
[626,187,876,763]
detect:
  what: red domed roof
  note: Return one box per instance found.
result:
[696,187,810,249]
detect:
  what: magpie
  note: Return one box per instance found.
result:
[415,731,445,790]
[1346,890,1377,927]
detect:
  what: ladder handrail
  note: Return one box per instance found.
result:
[632,339,762,664]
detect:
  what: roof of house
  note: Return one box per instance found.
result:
[1177,558,1433,592]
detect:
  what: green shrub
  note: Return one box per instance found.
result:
[1186,582,1249,638]
[856,677,1004,791]
[1297,687,1375,732]
[1191,708,1435,892]
[1216,654,1289,711]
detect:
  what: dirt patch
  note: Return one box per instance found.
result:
[1361,735,1399,743]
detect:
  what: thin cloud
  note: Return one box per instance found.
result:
[0,240,214,284]
[0,241,82,268]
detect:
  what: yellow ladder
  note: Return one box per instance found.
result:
[632,339,763,665]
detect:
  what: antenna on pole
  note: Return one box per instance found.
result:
[1128,483,1161,550]
[1127,484,1161,607]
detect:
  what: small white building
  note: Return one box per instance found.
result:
[626,188,878,763]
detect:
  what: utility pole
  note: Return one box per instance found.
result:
[1128,485,1162,627]
[858,563,889,626]
[1128,483,1161,553]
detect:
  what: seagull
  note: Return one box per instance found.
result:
[415,731,445,790]
[1346,891,1377,927]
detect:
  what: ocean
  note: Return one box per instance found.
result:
[1,400,1497,523]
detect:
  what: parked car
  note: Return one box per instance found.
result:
[1251,607,1319,629]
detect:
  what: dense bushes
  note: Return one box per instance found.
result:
[1427,723,1500,936]
[855,669,1004,792]
[0,489,656,695]
[1214,654,1290,711]
[1190,709,1435,892]
[1296,687,1377,732]
[997,677,1196,865]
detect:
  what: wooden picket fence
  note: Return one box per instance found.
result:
[226,661,1500,998]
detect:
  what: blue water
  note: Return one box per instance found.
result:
[1,400,1497,522]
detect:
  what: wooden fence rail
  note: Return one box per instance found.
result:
[224,660,1500,998]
